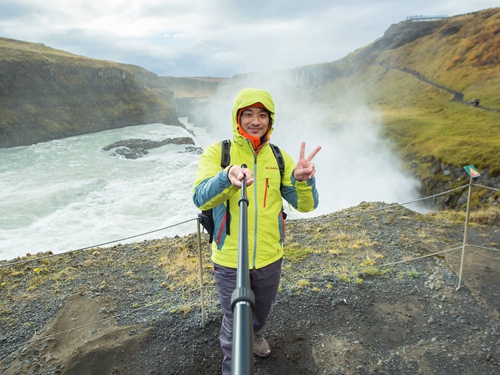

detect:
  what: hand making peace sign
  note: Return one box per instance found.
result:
[293,142,321,181]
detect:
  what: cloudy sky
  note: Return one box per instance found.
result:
[1,0,498,77]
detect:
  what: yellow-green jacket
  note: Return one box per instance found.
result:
[192,88,319,269]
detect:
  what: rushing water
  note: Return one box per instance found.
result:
[0,120,215,260]
[1,114,426,261]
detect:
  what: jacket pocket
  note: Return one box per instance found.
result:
[263,178,269,208]
[262,168,279,209]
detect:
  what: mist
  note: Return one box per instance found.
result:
[192,70,423,218]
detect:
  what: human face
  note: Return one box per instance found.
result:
[239,107,270,138]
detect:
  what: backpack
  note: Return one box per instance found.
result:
[198,139,285,243]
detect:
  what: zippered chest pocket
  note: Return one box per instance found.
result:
[262,168,281,208]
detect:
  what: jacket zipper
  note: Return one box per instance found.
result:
[263,178,269,208]
[252,152,258,269]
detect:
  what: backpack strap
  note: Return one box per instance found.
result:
[269,143,287,220]
[269,143,284,179]
[198,139,233,243]
[221,139,231,168]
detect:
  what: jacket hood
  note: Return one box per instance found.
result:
[232,88,275,143]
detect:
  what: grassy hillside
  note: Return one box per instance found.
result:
[281,8,500,207]
[378,9,500,108]
[360,9,500,167]
[372,11,500,184]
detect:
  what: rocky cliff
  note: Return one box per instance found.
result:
[122,63,226,119]
[0,38,181,148]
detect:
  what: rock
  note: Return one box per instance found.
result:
[103,137,195,159]
[181,146,203,154]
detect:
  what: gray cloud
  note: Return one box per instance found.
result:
[0,0,498,77]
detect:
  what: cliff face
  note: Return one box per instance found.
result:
[0,38,181,148]
[359,19,447,57]
[121,63,226,119]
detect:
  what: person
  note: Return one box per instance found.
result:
[192,88,320,374]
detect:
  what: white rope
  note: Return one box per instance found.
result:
[0,183,485,269]
[358,245,462,270]
[468,244,500,253]
[473,183,500,192]
[0,218,198,268]
[307,184,469,221]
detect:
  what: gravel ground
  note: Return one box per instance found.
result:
[1,202,499,375]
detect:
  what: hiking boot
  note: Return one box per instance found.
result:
[253,333,271,358]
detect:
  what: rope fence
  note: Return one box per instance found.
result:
[473,183,500,192]
[0,184,471,269]
[0,218,197,268]
[0,180,498,359]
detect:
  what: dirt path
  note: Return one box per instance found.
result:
[378,62,500,113]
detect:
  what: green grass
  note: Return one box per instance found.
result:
[428,205,500,225]
[284,244,314,263]
[369,10,500,176]
[304,9,500,187]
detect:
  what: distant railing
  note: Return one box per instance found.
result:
[406,15,448,21]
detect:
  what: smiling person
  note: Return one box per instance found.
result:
[193,88,320,374]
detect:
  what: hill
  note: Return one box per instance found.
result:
[301,8,500,208]
[0,38,182,148]
[0,203,499,374]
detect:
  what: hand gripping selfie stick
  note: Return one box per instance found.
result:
[231,164,255,375]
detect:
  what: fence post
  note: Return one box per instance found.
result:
[457,165,481,290]
[457,175,473,290]
[196,218,206,328]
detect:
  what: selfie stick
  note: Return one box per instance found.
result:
[231,164,255,375]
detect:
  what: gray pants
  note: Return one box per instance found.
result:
[213,259,282,375]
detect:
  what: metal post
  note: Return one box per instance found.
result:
[196,218,206,328]
[457,175,473,290]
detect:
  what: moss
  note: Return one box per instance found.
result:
[407,270,420,278]
[362,267,381,276]
[284,245,313,263]
[338,274,351,283]
[297,279,311,287]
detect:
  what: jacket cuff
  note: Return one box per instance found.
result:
[225,165,234,182]
[222,167,233,188]
[291,170,315,186]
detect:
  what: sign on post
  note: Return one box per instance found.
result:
[463,165,480,178]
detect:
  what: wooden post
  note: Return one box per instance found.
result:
[196,219,206,327]
[457,175,473,290]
